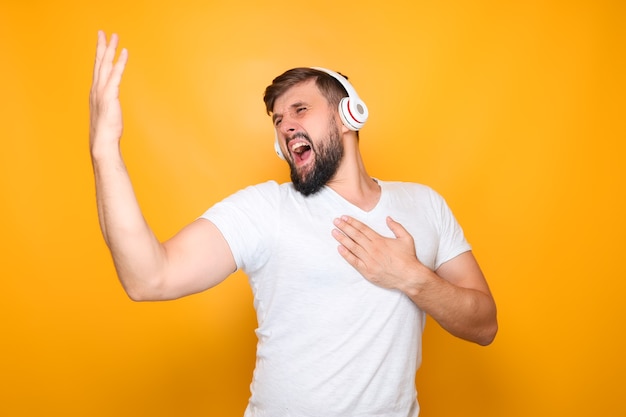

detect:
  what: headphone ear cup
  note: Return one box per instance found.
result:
[338,97,367,131]
[274,132,285,160]
[312,67,369,131]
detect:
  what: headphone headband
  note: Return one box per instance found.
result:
[311,67,369,131]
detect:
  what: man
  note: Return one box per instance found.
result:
[90,31,497,417]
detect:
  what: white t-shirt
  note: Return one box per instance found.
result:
[202,180,471,417]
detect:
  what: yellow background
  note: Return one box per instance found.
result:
[1,0,624,416]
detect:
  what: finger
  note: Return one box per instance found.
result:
[333,215,375,242]
[336,243,363,270]
[331,227,353,249]
[107,47,128,90]
[332,229,366,269]
[386,216,410,239]
[331,227,370,263]
[104,32,119,62]
[96,33,119,90]
[92,30,107,89]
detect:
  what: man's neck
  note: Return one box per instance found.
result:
[326,144,381,212]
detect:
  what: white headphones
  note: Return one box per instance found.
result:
[274,67,369,160]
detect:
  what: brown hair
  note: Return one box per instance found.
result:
[263,67,350,115]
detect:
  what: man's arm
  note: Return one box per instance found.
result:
[90,31,235,301]
[332,215,497,346]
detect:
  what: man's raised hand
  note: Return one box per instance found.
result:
[89,31,128,153]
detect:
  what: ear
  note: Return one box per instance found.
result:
[333,109,351,136]
[340,125,360,145]
[340,117,352,135]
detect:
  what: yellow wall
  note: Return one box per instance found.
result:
[1,0,624,415]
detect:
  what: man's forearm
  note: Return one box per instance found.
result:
[91,148,167,300]
[402,266,498,346]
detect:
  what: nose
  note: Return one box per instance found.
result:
[277,113,300,138]
[279,123,296,139]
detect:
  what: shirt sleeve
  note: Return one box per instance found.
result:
[200,181,280,274]
[429,188,472,270]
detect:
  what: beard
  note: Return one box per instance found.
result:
[289,118,343,196]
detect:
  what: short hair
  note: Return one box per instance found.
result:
[263,67,350,115]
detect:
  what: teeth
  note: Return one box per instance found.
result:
[291,142,309,152]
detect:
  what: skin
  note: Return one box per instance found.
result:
[332,216,497,345]
[90,31,236,301]
[90,31,497,346]
[273,82,344,196]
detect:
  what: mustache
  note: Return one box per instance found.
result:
[288,132,311,143]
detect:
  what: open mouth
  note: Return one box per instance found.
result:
[290,140,312,164]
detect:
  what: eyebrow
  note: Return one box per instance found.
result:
[272,101,308,124]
